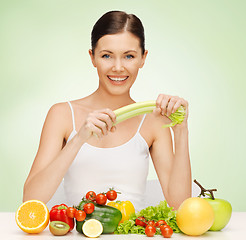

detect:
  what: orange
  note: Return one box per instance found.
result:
[15,199,50,234]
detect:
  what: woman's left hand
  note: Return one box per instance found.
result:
[154,94,189,128]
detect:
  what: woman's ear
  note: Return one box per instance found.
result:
[89,49,96,67]
[140,50,148,68]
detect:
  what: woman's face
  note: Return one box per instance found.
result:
[89,31,148,96]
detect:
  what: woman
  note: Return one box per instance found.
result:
[23,11,191,211]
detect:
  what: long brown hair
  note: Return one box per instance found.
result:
[91,11,145,55]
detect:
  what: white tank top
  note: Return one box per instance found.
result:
[64,102,150,211]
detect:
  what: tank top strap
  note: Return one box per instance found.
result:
[137,114,146,132]
[67,101,76,132]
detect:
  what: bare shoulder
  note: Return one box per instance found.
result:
[47,102,71,121]
[59,97,94,137]
[44,102,72,139]
[143,112,172,147]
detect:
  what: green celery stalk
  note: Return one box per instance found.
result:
[113,100,185,128]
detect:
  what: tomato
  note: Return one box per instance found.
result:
[147,220,156,226]
[86,191,97,201]
[145,225,156,237]
[135,216,147,227]
[106,190,117,201]
[66,207,77,218]
[83,203,95,214]
[155,220,167,228]
[160,225,173,238]
[75,210,86,221]
[96,193,107,205]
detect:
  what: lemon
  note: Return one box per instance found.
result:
[82,219,103,238]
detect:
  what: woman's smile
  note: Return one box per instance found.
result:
[107,75,129,85]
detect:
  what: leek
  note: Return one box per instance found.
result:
[113,100,185,128]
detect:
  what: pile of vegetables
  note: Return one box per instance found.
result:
[47,189,180,238]
[74,188,124,235]
[115,200,180,237]
[114,100,186,128]
[72,190,180,238]
[49,188,123,236]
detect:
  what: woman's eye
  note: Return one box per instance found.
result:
[125,55,134,59]
[102,54,110,59]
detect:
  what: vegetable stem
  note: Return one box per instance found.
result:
[113,100,185,128]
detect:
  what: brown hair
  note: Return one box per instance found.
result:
[91,11,145,55]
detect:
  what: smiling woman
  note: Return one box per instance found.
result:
[89,11,147,97]
[23,10,191,211]
[89,31,147,95]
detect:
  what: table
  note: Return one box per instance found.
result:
[2,212,245,239]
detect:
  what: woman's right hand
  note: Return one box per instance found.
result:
[78,108,116,140]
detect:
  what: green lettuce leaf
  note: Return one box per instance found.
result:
[115,200,181,234]
[114,219,145,234]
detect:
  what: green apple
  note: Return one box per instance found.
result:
[204,198,232,231]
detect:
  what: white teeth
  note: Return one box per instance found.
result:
[108,76,128,81]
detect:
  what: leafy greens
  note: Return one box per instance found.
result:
[115,200,181,234]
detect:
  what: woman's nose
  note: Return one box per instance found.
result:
[112,59,124,72]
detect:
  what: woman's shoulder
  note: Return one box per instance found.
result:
[139,112,171,147]
[44,102,71,132]
[145,112,172,139]
[145,112,171,130]
[45,101,78,139]
[48,101,71,117]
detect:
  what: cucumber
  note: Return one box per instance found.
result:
[76,202,122,234]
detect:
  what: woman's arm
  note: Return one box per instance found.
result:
[23,103,85,203]
[23,103,116,203]
[150,94,191,210]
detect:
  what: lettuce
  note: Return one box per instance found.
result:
[115,219,145,234]
[115,201,181,234]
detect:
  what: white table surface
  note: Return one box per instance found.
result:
[2,212,245,239]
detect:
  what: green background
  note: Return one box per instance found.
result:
[1,0,245,212]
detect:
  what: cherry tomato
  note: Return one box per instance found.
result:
[66,207,77,218]
[160,225,173,238]
[145,225,156,237]
[75,210,86,221]
[147,220,156,226]
[96,193,107,205]
[106,190,117,201]
[155,219,167,228]
[86,191,96,201]
[83,203,95,214]
[135,216,147,227]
